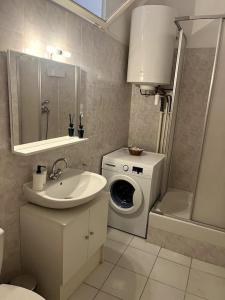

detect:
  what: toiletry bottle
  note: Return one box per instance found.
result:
[78,125,84,138]
[78,112,84,138]
[68,125,74,137]
[68,114,75,137]
[33,165,46,191]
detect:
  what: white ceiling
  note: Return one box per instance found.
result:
[107,0,225,46]
[107,0,196,45]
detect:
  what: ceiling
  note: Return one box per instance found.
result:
[108,0,225,45]
[106,0,196,45]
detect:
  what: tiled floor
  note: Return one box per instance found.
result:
[70,228,225,300]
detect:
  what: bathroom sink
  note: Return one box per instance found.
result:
[23,168,107,209]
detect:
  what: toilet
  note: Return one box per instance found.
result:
[0,228,45,300]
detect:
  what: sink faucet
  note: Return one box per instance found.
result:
[49,158,68,180]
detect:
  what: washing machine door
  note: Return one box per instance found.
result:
[109,174,143,215]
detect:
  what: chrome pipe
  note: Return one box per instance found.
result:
[156,112,163,153]
[176,14,225,22]
[160,29,186,196]
[174,20,182,31]
[175,14,225,31]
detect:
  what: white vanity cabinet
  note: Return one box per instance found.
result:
[20,192,109,300]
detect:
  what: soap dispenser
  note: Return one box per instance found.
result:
[33,165,46,191]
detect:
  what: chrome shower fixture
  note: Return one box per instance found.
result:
[41,100,50,140]
[41,100,50,113]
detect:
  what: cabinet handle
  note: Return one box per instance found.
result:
[85,235,89,240]
[90,231,94,235]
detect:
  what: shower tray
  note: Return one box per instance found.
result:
[154,189,193,220]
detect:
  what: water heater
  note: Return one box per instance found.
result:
[127,5,176,94]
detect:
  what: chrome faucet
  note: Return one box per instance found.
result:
[49,158,68,180]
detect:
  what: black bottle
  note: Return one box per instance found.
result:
[68,126,75,137]
[68,114,75,137]
[78,125,84,138]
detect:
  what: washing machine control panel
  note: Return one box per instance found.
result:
[132,166,143,174]
[123,165,129,172]
[102,161,152,176]
[122,164,143,174]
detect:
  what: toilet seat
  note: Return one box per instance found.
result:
[0,284,45,300]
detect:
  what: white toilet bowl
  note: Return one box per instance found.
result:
[0,284,45,300]
[0,228,45,300]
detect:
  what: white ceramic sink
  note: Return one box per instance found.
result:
[23,169,107,209]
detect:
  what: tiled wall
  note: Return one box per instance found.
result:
[128,86,160,151]
[128,48,215,193]
[0,0,131,281]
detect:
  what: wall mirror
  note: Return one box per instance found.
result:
[51,0,135,28]
[8,50,86,156]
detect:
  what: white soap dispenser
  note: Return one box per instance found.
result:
[33,165,46,191]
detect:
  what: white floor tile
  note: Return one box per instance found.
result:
[102,266,147,300]
[150,257,189,290]
[185,294,205,300]
[85,261,114,289]
[118,246,157,276]
[95,291,121,300]
[191,259,225,279]
[108,227,133,245]
[130,237,160,255]
[140,279,185,300]
[69,284,97,300]
[187,269,225,300]
[159,248,191,267]
[104,239,127,264]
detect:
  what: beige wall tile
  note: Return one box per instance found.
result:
[128,86,159,151]
[0,0,131,281]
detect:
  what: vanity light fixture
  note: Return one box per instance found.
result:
[46,45,71,59]
[24,39,46,57]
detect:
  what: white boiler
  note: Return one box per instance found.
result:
[127,5,176,93]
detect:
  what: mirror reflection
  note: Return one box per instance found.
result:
[8,51,79,147]
[73,0,127,20]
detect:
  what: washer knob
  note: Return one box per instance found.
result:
[123,165,129,172]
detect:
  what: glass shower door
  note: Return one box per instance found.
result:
[192,19,225,229]
[154,19,220,222]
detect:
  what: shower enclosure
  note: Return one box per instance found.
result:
[152,15,225,233]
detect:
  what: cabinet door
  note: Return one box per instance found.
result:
[88,194,109,258]
[63,208,89,284]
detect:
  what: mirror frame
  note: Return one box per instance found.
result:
[51,0,135,29]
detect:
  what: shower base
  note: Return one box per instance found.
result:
[154,188,193,220]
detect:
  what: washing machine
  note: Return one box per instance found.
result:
[102,148,165,238]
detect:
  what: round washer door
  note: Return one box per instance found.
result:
[109,174,143,215]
